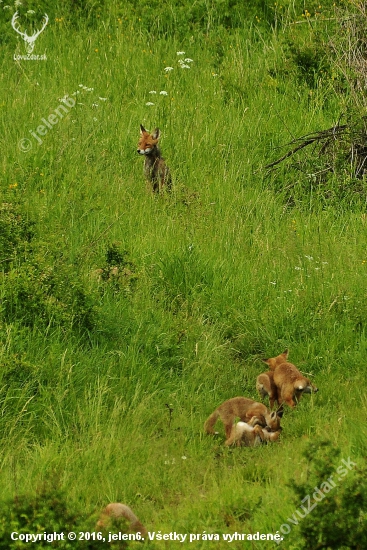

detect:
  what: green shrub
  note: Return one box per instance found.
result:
[0,483,130,549]
[287,440,367,549]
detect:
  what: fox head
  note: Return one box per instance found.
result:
[266,410,282,432]
[253,425,281,445]
[137,125,160,155]
[264,428,282,442]
[262,349,289,370]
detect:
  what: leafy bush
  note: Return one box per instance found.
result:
[288,440,367,549]
[0,483,130,549]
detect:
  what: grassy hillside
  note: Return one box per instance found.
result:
[0,0,366,548]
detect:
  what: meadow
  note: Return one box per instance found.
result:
[0,0,366,548]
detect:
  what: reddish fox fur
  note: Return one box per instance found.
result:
[225,420,282,447]
[262,349,289,371]
[137,125,171,192]
[256,371,279,409]
[263,350,318,408]
[204,397,282,444]
[97,503,147,536]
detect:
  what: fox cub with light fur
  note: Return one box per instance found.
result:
[97,503,147,536]
[204,397,282,445]
[137,125,171,192]
[256,370,279,409]
[225,418,282,447]
[262,349,318,408]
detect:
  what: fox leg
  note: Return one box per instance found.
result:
[224,419,234,440]
[224,427,236,446]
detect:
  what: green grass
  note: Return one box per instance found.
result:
[0,0,366,548]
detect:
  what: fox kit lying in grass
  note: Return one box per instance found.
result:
[225,419,282,447]
[97,503,147,536]
[204,397,282,444]
[263,350,318,408]
[256,371,279,409]
[137,125,171,192]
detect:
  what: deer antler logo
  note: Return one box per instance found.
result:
[11,11,48,54]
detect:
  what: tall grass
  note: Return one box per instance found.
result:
[0,0,366,547]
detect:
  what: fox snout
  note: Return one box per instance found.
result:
[303,384,319,394]
[137,148,150,155]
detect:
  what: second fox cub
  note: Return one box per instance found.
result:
[256,371,279,409]
[204,397,282,444]
[262,350,318,408]
[225,420,282,447]
[137,125,171,192]
[97,503,147,535]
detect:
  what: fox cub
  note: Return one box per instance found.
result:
[137,125,171,192]
[225,420,282,447]
[97,503,147,536]
[262,350,318,408]
[204,397,282,444]
[256,371,279,409]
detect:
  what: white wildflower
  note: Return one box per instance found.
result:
[27,9,35,14]
[149,90,157,94]
[98,97,107,101]
[177,51,185,55]
[145,102,154,106]
[180,64,191,69]
[164,67,174,72]
[294,266,301,270]
[181,456,187,460]
[92,103,99,108]
[270,281,276,285]
[184,58,193,63]
[159,90,168,95]
[305,255,313,260]
[14,0,22,6]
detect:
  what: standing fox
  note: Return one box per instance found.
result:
[262,350,318,408]
[137,125,171,192]
[256,371,279,409]
[204,397,282,445]
[97,503,147,536]
[225,420,282,447]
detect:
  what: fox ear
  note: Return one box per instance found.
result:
[140,124,147,135]
[276,408,284,418]
[262,358,270,365]
[151,128,160,140]
[282,349,289,358]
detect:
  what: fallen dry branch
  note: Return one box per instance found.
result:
[264,123,348,170]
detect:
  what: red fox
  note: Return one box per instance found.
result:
[204,397,282,444]
[137,125,171,192]
[225,420,282,447]
[256,371,279,409]
[97,503,147,536]
[263,350,318,408]
[262,349,289,370]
